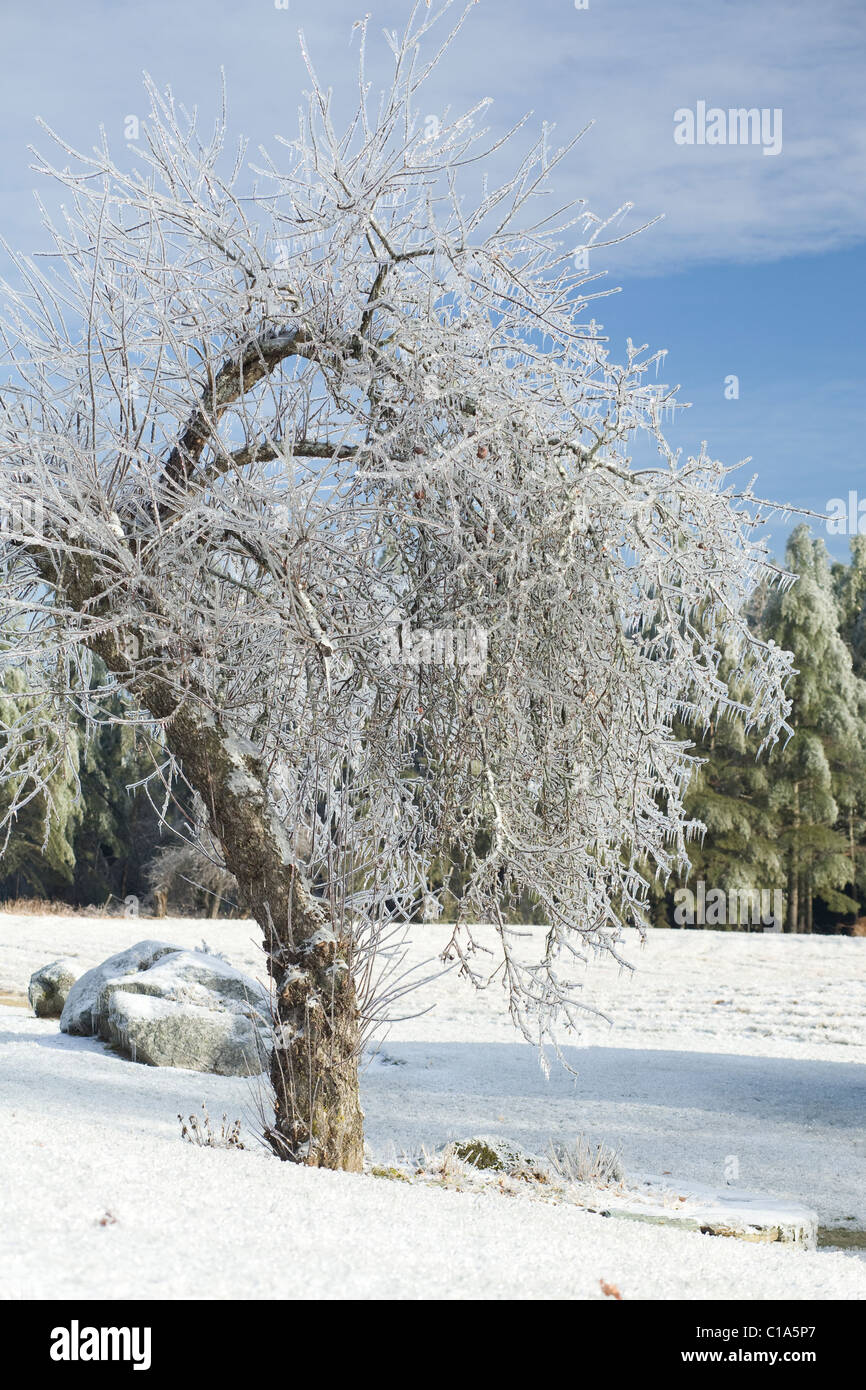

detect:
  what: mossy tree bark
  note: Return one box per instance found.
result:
[57,558,365,1170]
[151,700,366,1171]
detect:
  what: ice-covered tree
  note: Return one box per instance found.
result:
[831,537,866,912]
[71,665,183,909]
[762,526,866,931]
[675,646,784,926]
[0,665,81,897]
[834,535,866,681]
[0,3,794,1168]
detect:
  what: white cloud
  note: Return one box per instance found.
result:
[0,0,862,274]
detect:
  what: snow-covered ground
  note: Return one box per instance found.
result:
[1,914,864,1299]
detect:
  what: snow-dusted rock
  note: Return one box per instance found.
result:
[106,989,268,1075]
[28,958,83,1018]
[60,940,182,1035]
[59,941,271,1075]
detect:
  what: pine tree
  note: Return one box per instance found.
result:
[831,535,866,911]
[645,602,784,930]
[0,655,182,908]
[761,526,866,931]
[71,714,166,907]
[70,658,192,908]
[677,688,783,928]
[0,668,81,898]
[834,535,866,679]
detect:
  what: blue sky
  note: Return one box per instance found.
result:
[1,0,863,560]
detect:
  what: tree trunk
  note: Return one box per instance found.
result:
[787,782,801,933]
[786,863,798,934]
[266,922,365,1170]
[56,550,366,1170]
[157,703,365,1171]
[67,597,364,1169]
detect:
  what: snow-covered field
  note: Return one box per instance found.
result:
[1,914,864,1300]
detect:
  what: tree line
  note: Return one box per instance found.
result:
[2,523,865,931]
[431,525,866,934]
[647,524,866,932]
[0,656,200,911]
